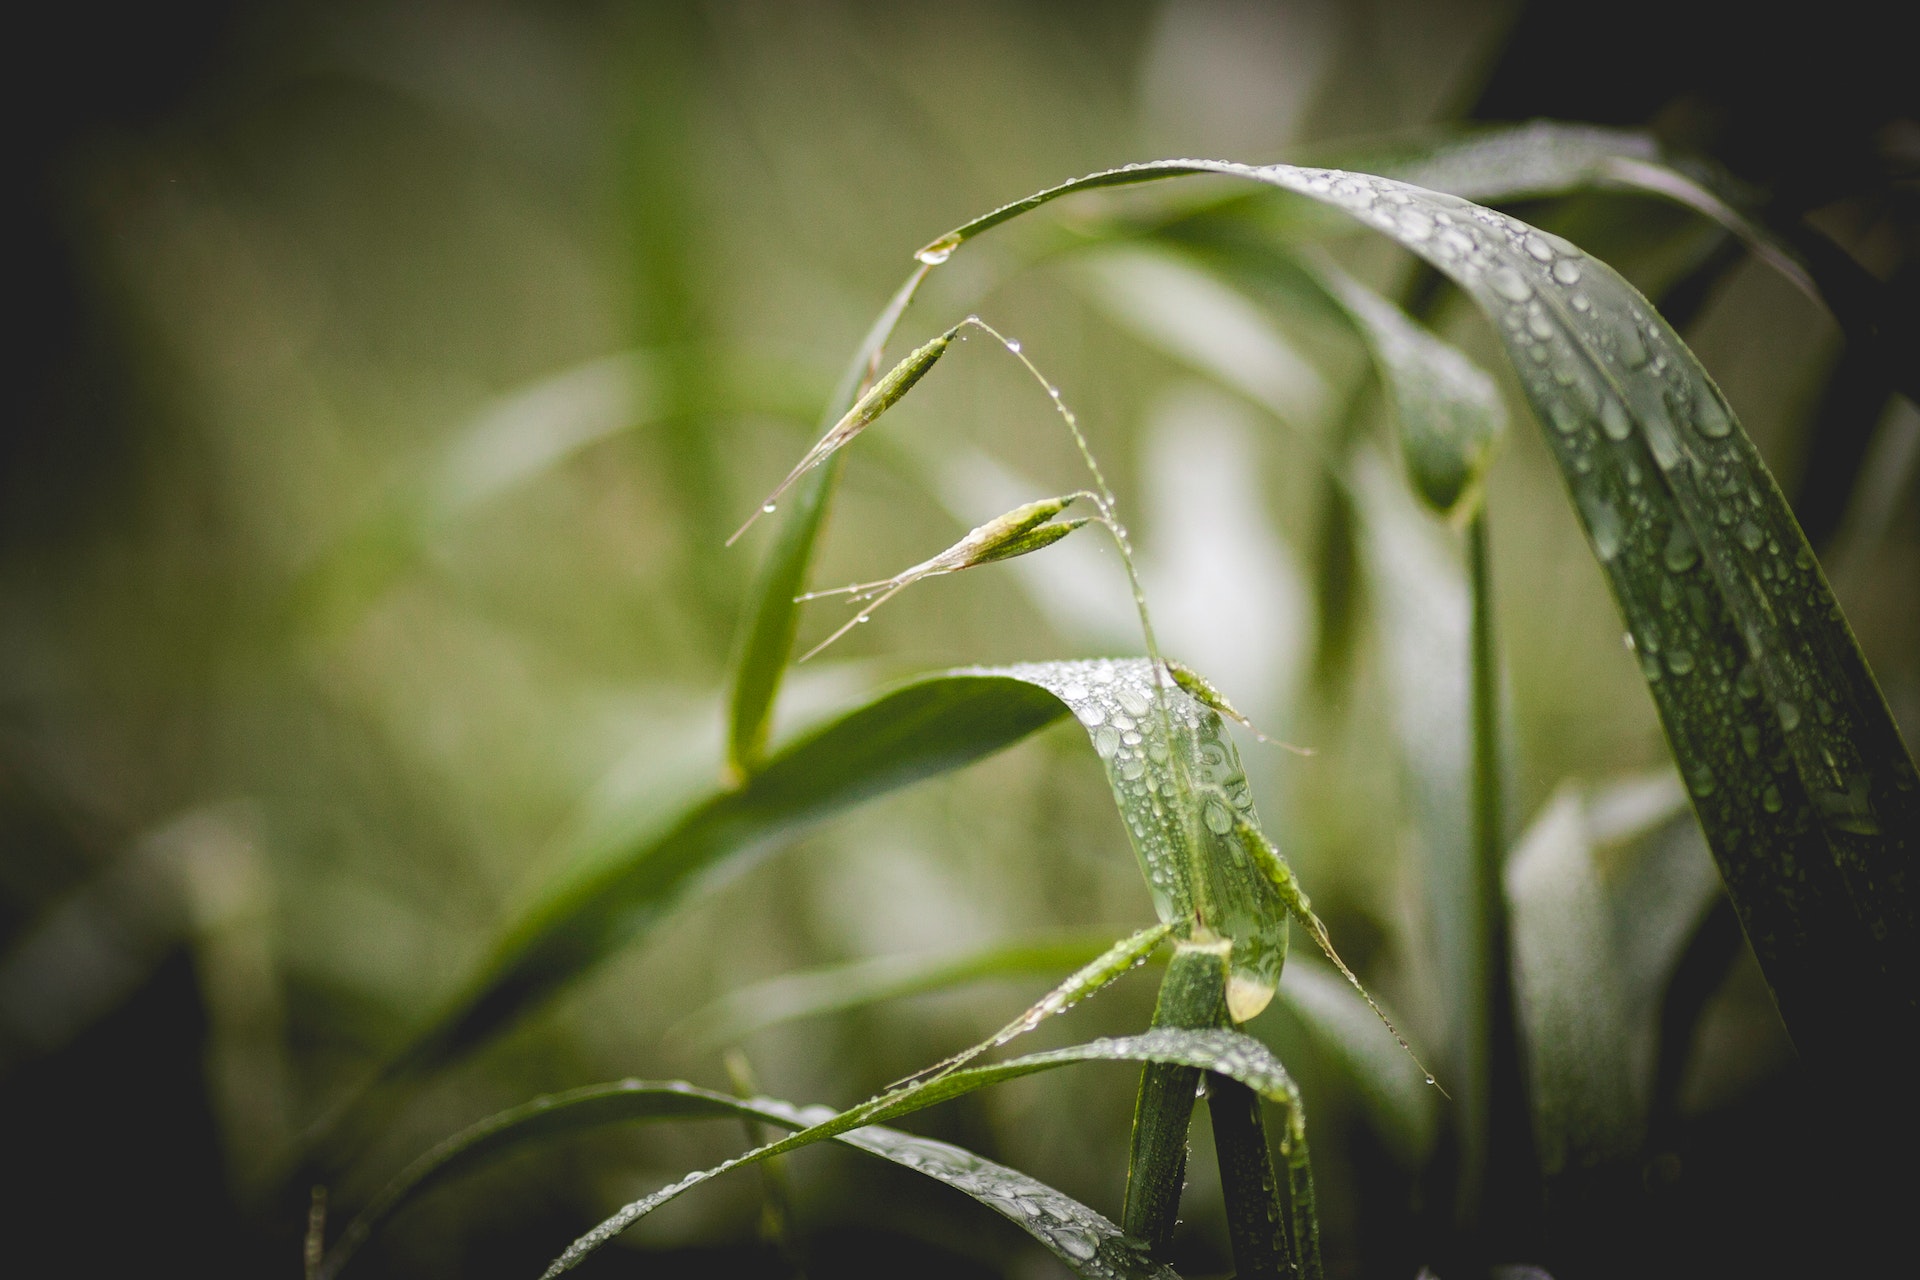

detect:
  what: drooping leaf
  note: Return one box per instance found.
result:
[543,1028,1310,1277]
[980,659,1294,1024]
[906,158,1919,1094]
[316,1080,1177,1280]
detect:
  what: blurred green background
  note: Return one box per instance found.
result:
[3,2,1913,1276]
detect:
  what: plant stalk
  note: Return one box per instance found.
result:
[1122,940,1229,1252]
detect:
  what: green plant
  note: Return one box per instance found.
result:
[291,128,1916,1280]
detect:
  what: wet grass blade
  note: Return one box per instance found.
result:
[1123,941,1230,1252]
[316,1079,1177,1280]
[328,672,1067,1142]
[542,1027,1310,1277]
[915,158,1919,1101]
[984,659,1295,1023]
[1503,774,1718,1174]
[1504,788,1639,1173]
[727,264,933,776]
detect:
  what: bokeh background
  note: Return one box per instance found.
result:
[4,2,1914,1276]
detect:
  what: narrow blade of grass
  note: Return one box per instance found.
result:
[727,264,933,776]
[388,673,1067,1079]
[541,1027,1309,1277]
[1123,941,1230,1252]
[1504,788,1641,1174]
[316,1080,1177,1280]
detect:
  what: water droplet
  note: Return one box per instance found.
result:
[1005,339,1022,354]
[915,236,959,265]
[1203,800,1233,834]
[1619,325,1651,369]
[1570,292,1592,311]
[1489,265,1533,301]
[1663,524,1700,573]
[1523,234,1555,262]
[855,612,870,624]
[1693,390,1733,438]
[1552,258,1584,285]
[1641,396,1683,468]
[1740,724,1761,757]
[1737,520,1764,551]
[1582,493,1623,560]
[1117,686,1151,717]
[1527,309,1556,341]
[1668,650,1696,676]
[1093,725,1120,758]
[1777,701,1802,731]
[762,501,778,514]
[1075,704,1105,727]
[1762,785,1784,813]
[1735,663,1760,699]
[1599,397,1632,441]
[1549,400,1583,434]
[1687,764,1716,797]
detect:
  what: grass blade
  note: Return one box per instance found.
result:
[387,674,1067,1079]
[1123,940,1230,1252]
[542,1027,1309,1277]
[727,263,934,777]
[1503,788,1639,1174]
[1503,773,1719,1174]
[317,1080,1176,1280]
[983,659,1295,1021]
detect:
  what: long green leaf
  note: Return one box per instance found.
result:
[543,1028,1309,1277]
[1124,941,1230,1252]
[317,1079,1176,1280]
[727,264,934,776]
[1503,773,1718,1174]
[911,158,1918,1093]
[386,672,1066,1080]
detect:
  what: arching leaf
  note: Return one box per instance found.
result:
[902,158,1917,1092]
[316,1079,1177,1280]
[541,1028,1310,1277]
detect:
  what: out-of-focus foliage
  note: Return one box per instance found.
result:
[4,2,1915,1278]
